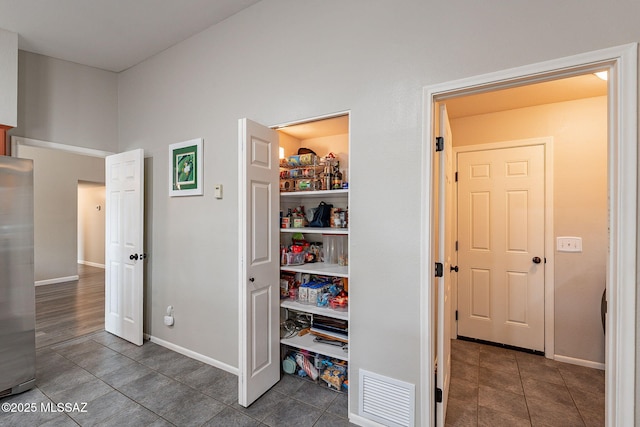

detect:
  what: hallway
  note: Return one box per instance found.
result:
[35,264,105,348]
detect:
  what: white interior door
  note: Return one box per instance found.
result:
[105,148,144,346]
[457,145,545,351]
[436,105,453,425]
[238,118,280,407]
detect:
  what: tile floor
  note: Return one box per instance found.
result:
[445,339,605,426]
[0,331,352,427]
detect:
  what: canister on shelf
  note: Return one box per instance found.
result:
[336,235,348,266]
[332,170,343,190]
[330,208,343,228]
[323,168,331,191]
[280,179,294,192]
[323,234,338,264]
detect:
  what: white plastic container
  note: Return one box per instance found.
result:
[336,235,348,266]
[323,235,337,264]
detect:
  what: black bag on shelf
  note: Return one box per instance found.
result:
[309,201,333,227]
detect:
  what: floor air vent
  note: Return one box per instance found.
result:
[359,369,415,427]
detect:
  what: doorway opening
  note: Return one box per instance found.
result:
[238,111,351,409]
[11,136,110,347]
[422,43,637,426]
[78,180,106,269]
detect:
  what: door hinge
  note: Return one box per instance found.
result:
[455,241,458,251]
[435,387,443,403]
[435,136,444,152]
[455,171,458,182]
[455,310,458,321]
[435,262,443,277]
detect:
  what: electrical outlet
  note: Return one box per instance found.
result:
[164,305,174,326]
[557,236,582,252]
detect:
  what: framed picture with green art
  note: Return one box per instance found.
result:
[169,138,203,196]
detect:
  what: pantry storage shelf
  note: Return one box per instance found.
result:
[279,123,350,392]
[280,263,348,277]
[281,334,348,362]
[280,227,349,235]
[281,299,349,321]
[280,189,349,198]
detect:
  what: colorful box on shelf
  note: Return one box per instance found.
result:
[286,154,317,166]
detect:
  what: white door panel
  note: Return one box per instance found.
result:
[457,145,544,351]
[105,149,144,346]
[470,269,490,319]
[239,118,280,407]
[436,105,453,425]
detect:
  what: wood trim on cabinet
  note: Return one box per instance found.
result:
[0,125,13,156]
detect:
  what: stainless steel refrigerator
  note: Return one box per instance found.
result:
[0,156,36,397]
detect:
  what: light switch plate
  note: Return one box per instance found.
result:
[557,236,582,252]
[214,184,223,199]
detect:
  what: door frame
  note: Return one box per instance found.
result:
[454,138,554,355]
[237,110,351,408]
[421,43,637,426]
[11,135,113,286]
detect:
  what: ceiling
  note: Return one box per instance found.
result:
[445,72,608,119]
[0,0,261,72]
[278,115,350,140]
[0,2,607,117]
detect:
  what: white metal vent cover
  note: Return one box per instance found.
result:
[359,369,415,427]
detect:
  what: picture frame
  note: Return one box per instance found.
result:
[169,138,203,197]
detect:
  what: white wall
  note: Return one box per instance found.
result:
[115,2,640,422]
[10,50,115,283]
[16,144,105,282]
[0,28,17,127]
[10,51,118,153]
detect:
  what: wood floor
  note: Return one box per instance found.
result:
[35,264,105,348]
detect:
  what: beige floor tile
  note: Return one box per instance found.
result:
[478,366,524,395]
[518,361,565,386]
[521,377,573,406]
[477,405,531,427]
[526,395,585,427]
[444,340,603,426]
[478,385,529,420]
[451,358,479,383]
[449,377,478,404]
[570,388,605,426]
[451,340,481,366]
[445,396,478,426]
[558,364,605,396]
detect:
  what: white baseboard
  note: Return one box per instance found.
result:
[348,413,385,427]
[149,335,239,376]
[35,275,79,286]
[78,260,105,269]
[554,354,605,370]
